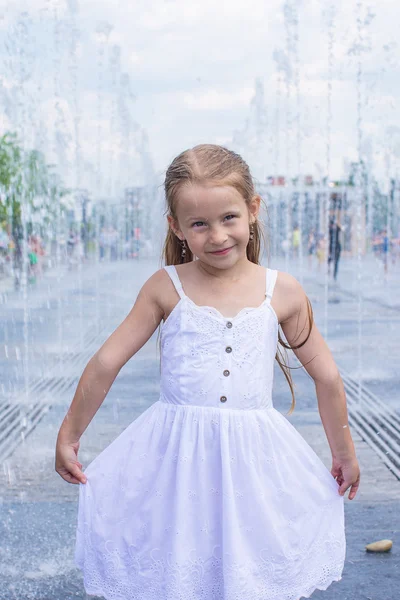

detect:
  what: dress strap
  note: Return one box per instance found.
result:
[265,268,278,304]
[163,265,186,299]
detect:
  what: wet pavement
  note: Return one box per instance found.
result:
[0,256,399,599]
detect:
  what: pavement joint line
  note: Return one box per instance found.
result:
[1,259,399,598]
[0,322,112,461]
[348,410,400,481]
[349,400,400,441]
[345,416,400,479]
[0,403,50,459]
[341,372,400,422]
[291,360,400,480]
[342,380,400,436]
[341,372,400,480]
[0,402,19,421]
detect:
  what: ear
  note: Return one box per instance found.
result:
[167,214,184,241]
[249,195,261,223]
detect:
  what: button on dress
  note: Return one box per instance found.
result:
[75,265,346,600]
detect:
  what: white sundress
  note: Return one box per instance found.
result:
[75,265,346,600]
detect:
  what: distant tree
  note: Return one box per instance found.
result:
[0,131,69,283]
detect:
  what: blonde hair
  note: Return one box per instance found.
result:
[160,144,313,414]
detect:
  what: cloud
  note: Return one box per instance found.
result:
[183,88,254,111]
[0,0,399,187]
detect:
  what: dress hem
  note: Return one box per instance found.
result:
[77,566,344,600]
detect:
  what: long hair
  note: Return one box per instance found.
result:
[158,143,313,414]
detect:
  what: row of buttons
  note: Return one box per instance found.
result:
[221,323,233,402]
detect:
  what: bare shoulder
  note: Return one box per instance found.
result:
[142,266,181,321]
[94,268,171,372]
[139,267,167,296]
[272,270,307,324]
[139,267,170,304]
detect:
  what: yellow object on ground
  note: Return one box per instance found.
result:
[365,539,393,552]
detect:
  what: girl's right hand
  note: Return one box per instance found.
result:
[55,439,87,485]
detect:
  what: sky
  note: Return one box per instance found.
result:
[0,0,399,198]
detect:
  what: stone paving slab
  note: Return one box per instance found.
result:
[0,258,399,599]
[1,359,399,600]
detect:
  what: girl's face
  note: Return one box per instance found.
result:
[168,184,260,267]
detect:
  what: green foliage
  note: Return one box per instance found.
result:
[0,131,69,229]
[0,132,22,187]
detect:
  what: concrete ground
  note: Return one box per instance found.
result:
[0,255,399,599]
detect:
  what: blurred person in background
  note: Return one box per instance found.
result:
[292,224,300,259]
[316,233,326,271]
[328,217,343,281]
[307,228,316,268]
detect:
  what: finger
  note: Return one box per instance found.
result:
[63,472,82,485]
[56,466,84,485]
[339,479,358,498]
[70,464,87,484]
[66,463,87,484]
[332,471,343,486]
[348,481,360,500]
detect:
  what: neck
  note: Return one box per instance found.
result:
[195,256,254,281]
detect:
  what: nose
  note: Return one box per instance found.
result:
[209,226,228,246]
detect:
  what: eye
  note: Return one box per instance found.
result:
[192,221,206,228]
[224,214,237,221]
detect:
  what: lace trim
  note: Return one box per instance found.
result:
[161,295,278,335]
[76,521,345,600]
[163,265,278,325]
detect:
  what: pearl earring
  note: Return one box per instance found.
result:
[180,239,187,260]
[249,223,255,242]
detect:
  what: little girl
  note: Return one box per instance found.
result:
[56,144,360,600]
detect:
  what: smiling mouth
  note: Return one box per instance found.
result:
[210,246,233,254]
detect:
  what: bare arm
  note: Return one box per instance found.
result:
[277,272,356,460]
[55,269,165,483]
[276,272,360,499]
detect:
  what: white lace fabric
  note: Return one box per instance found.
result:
[75,266,346,599]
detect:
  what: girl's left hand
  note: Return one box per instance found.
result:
[330,455,360,500]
